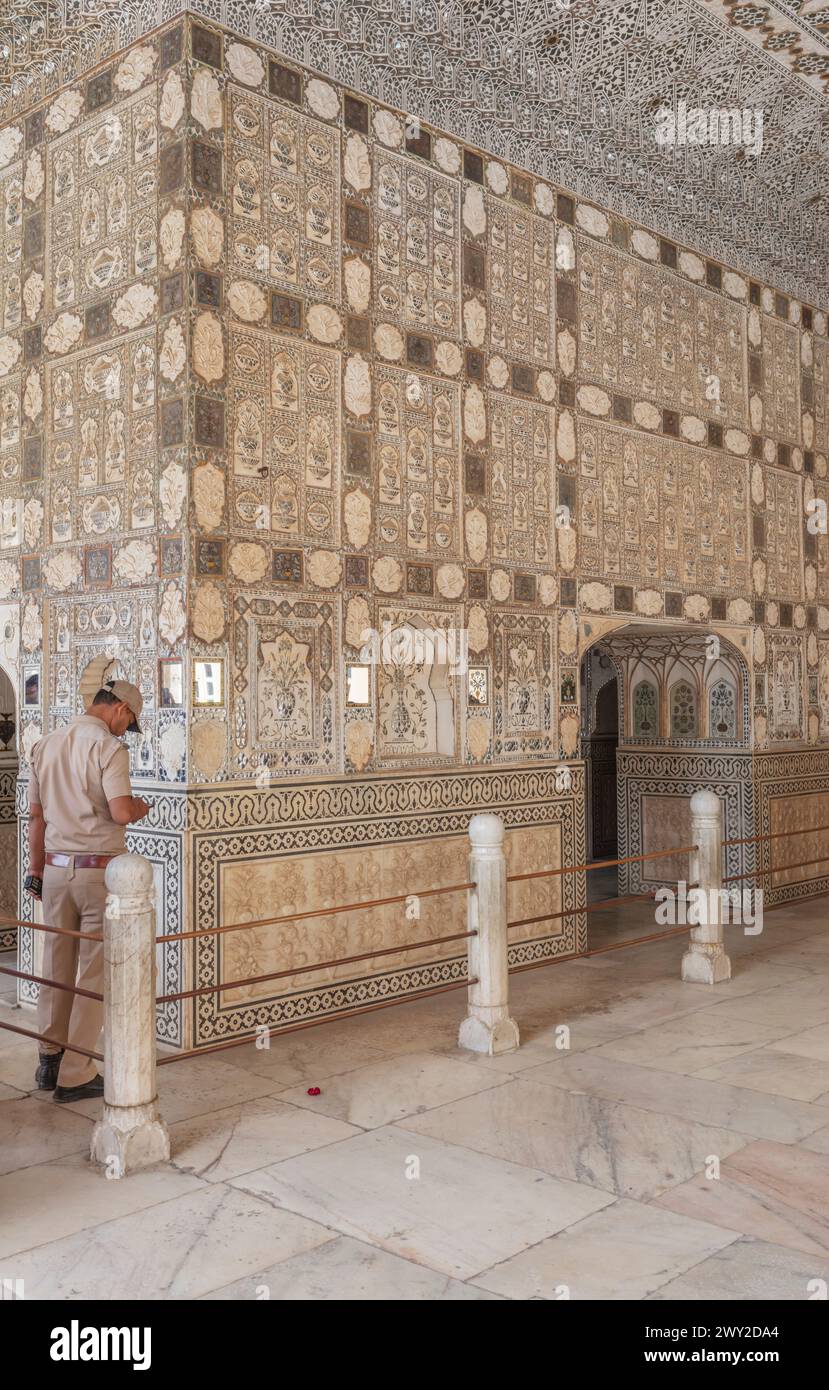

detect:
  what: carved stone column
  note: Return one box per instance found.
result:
[459,813,520,1055]
[682,789,732,984]
[91,853,170,1174]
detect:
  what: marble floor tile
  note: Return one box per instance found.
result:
[273,1051,509,1129]
[202,1235,503,1300]
[230,1126,613,1281]
[63,1054,283,1124]
[705,979,829,1032]
[304,1000,469,1057]
[398,1077,748,1201]
[766,1021,829,1064]
[554,984,728,1039]
[435,1018,633,1077]
[0,1152,205,1260]
[0,1095,91,1177]
[800,1126,829,1155]
[695,960,814,997]
[168,1095,360,1181]
[588,1007,792,1075]
[647,1236,829,1301]
[0,1040,43,1092]
[7,1184,336,1300]
[472,1198,738,1301]
[0,1006,40,1051]
[654,1140,829,1258]
[694,1049,829,1104]
[523,1053,828,1143]
[215,1032,390,1085]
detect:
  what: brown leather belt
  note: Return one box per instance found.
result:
[46,853,118,869]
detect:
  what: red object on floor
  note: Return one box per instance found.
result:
[307,1086,321,1096]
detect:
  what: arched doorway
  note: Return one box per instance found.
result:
[579,623,753,912]
[0,650,19,955]
[581,646,620,865]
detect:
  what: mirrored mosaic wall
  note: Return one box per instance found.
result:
[1,15,829,1029]
[4,12,822,786]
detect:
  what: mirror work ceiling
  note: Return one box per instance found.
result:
[0,1,828,305]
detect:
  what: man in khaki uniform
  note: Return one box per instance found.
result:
[26,680,149,1102]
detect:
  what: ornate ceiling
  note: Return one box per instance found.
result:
[1,0,828,303]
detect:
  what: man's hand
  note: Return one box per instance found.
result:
[24,874,43,901]
[107,795,151,825]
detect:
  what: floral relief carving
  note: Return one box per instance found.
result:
[193,311,225,385]
[113,283,157,330]
[193,462,226,532]
[193,582,226,642]
[160,319,186,382]
[44,315,82,356]
[191,68,223,131]
[229,542,268,583]
[227,42,266,87]
[160,69,185,129]
[46,89,83,135]
[114,45,155,93]
[228,279,267,322]
[191,206,225,269]
[346,720,374,772]
[159,584,186,646]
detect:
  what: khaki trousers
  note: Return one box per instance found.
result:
[37,863,106,1088]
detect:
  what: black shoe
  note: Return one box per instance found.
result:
[35,1050,64,1091]
[54,1074,104,1104]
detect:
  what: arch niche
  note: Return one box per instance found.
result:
[0,603,20,949]
[578,621,753,898]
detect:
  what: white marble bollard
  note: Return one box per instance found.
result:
[681,789,732,985]
[459,814,520,1055]
[90,854,170,1174]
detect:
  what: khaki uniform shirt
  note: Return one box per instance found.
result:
[28,714,133,854]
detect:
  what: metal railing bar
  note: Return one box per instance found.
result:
[0,1018,103,1060]
[509,922,693,972]
[507,891,658,930]
[724,855,829,884]
[156,880,476,945]
[0,914,102,942]
[0,965,102,1001]
[156,977,477,1065]
[156,930,477,1003]
[723,824,829,848]
[507,844,697,885]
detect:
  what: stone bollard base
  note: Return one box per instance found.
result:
[681,944,732,985]
[91,1101,170,1175]
[459,1013,520,1056]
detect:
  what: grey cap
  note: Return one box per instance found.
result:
[104,679,143,733]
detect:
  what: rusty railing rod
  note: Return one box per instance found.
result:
[0,913,102,942]
[0,1018,104,1060]
[507,891,659,930]
[0,964,103,1001]
[156,977,477,1065]
[723,824,829,848]
[156,879,476,945]
[724,855,829,884]
[507,844,698,885]
[157,929,477,1003]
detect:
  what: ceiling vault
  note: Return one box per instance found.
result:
[1,0,827,302]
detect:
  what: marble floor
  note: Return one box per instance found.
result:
[1,893,828,1301]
